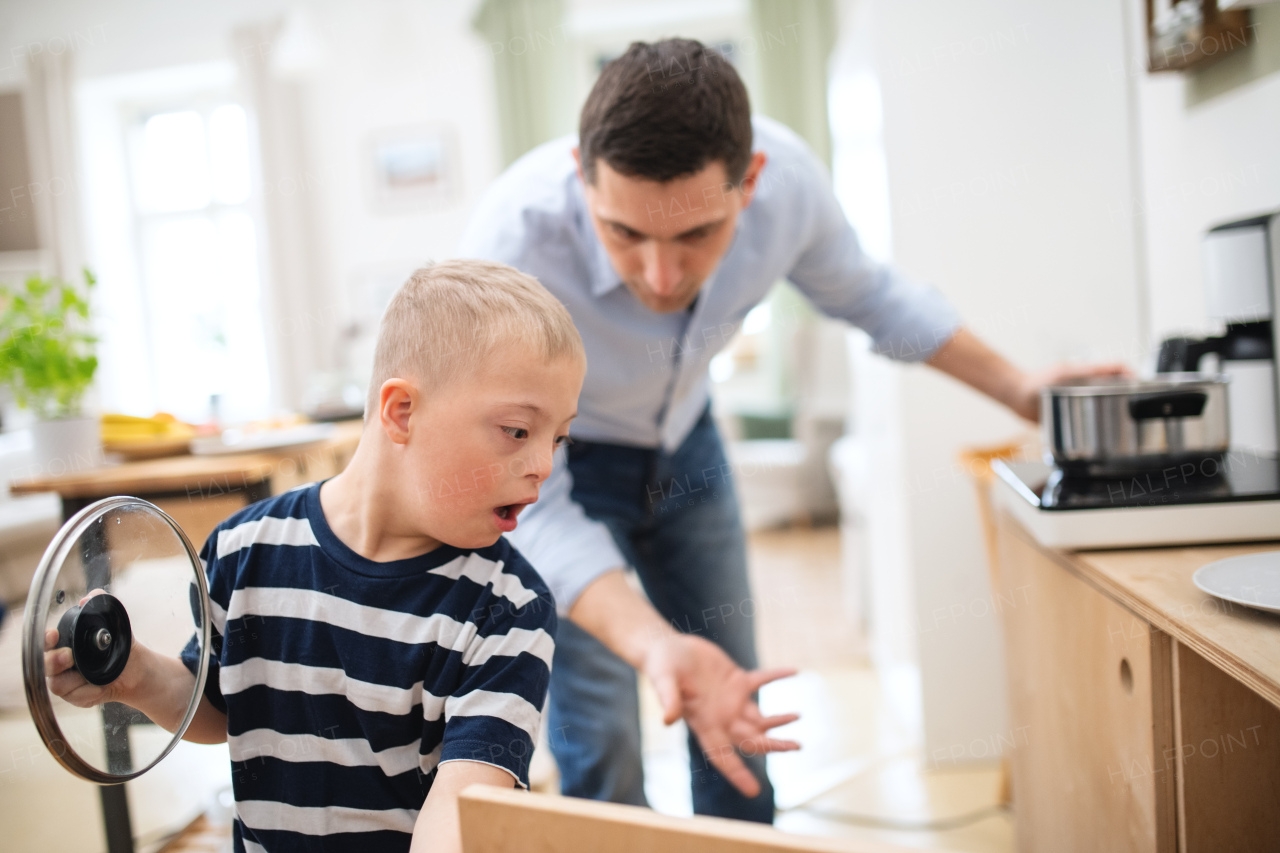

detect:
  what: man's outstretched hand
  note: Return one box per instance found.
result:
[567,570,802,799]
[1007,361,1131,422]
[641,632,799,799]
[926,327,1131,423]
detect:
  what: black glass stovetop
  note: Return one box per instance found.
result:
[993,452,1280,511]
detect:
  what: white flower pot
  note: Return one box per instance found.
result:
[32,416,104,477]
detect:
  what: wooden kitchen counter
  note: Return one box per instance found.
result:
[1069,542,1280,711]
[995,512,1280,853]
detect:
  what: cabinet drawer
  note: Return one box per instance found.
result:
[997,513,1176,853]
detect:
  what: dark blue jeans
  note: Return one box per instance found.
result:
[546,407,774,823]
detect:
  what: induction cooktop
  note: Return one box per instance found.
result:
[996,452,1280,511]
[990,452,1280,549]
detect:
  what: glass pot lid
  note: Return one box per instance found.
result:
[21,497,211,784]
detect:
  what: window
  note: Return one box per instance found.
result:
[124,100,270,424]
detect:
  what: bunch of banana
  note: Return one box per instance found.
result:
[102,413,196,455]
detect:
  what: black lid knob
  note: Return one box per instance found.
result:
[55,593,133,687]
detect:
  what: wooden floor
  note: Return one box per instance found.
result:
[157,816,227,853]
[642,526,1013,852]
[749,526,868,671]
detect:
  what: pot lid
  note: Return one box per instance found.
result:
[1043,371,1229,396]
[21,497,210,784]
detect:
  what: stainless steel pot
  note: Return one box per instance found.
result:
[1042,373,1230,477]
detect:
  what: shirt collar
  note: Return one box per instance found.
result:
[588,234,624,297]
[569,173,625,298]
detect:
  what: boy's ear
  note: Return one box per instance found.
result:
[378,379,417,445]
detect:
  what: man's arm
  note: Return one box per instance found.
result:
[410,762,515,853]
[925,327,1129,422]
[769,129,1129,407]
[569,570,800,798]
[511,457,801,798]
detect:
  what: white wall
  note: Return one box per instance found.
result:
[849,0,1280,767]
[298,0,501,374]
[850,0,1146,762]
[0,0,502,413]
[1128,2,1280,339]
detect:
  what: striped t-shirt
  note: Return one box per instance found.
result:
[179,482,556,853]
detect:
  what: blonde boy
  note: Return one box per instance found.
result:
[46,260,585,852]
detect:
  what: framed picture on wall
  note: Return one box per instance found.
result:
[368,126,456,212]
[1147,0,1253,72]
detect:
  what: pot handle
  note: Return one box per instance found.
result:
[1128,391,1207,420]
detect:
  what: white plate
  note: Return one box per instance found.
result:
[190,424,336,456]
[1192,551,1280,615]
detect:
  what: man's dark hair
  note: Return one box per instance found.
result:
[578,39,753,186]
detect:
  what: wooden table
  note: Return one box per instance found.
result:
[11,420,363,549]
[995,511,1280,852]
[10,420,362,853]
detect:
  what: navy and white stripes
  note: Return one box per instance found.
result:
[181,483,556,852]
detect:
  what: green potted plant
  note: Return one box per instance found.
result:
[0,270,102,475]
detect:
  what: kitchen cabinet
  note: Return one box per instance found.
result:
[995,511,1280,852]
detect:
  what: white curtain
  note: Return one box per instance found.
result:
[749,0,838,168]
[23,49,84,280]
[473,0,574,167]
[232,22,328,414]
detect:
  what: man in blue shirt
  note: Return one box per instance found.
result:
[460,38,1122,824]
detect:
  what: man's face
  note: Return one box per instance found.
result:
[577,151,767,313]
[384,343,585,550]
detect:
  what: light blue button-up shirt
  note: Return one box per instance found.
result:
[458,116,960,613]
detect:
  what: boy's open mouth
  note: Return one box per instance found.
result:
[493,500,532,531]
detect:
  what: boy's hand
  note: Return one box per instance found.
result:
[42,591,227,743]
[44,591,141,708]
[642,633,800,799]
